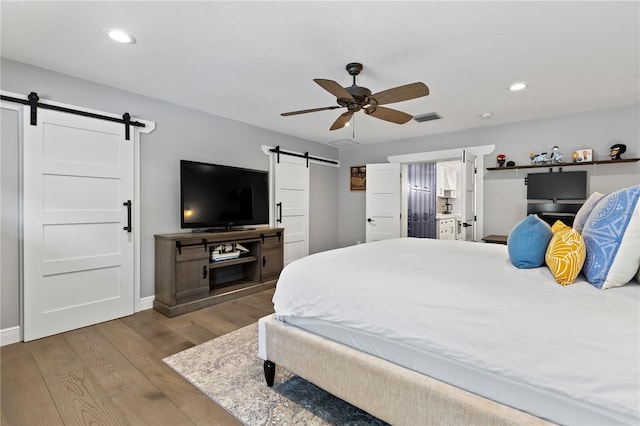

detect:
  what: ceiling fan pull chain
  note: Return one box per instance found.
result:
[352,115,355,139]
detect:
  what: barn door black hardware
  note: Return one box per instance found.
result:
[269,145,338,166]
[0,92,146,140]
[123,200,132,232]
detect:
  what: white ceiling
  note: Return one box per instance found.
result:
[2,1,639,146]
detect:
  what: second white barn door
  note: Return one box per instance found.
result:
[366,163,401,242]
[274,155,309,265]
[23,108,135,341]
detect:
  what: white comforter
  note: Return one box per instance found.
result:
[273,238,640,424]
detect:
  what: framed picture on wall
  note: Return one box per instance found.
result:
[350,165,366,191]
[576,148,593,162]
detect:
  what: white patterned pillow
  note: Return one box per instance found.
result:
[573,192,604,233]
[582,185,640,289]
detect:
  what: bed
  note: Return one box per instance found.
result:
[258,238,639,425]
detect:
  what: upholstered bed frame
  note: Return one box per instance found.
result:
[258,314,551,426]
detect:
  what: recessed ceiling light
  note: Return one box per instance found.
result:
[479,112,493,119]
[107,29,136,44]
[509,82,527,91]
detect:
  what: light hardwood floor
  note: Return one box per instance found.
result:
[1,288,276,426]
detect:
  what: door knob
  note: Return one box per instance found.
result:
[367,218,374,223]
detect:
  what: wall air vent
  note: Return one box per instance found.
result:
[413,112,441,123]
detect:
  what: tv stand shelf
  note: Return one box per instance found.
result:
[210,255,258,268]
[154,227,284,317]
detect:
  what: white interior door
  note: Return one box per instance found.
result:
[461,150,477,241]
[274,155,309,265]
[23,108,134,341]
[366,163,401,242]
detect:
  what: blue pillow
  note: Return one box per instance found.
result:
[582,185,640,289]
[507,214,553,269]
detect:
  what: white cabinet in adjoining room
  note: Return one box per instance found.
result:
[436,216,457,240]
[437,164,457,198]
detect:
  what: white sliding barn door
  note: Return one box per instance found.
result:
[274,155,309,265]
[23,108,134,341]
[366,163,401,242]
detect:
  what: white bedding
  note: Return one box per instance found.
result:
[273,238,640,425]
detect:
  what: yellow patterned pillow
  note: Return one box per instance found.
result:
[551,220,569,234]
[545,228,586,285]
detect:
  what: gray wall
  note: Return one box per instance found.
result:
[1,58,339,330]
[1,108,20,328]
[337,104,640,247]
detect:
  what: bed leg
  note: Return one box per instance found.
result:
[263,360,276,387]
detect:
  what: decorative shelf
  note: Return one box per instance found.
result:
[486,158,640,171]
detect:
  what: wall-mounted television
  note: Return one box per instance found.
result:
[180,160,269,230]
[526,170,587,201]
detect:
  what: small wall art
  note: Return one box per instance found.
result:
[350,165,366,191]
[576,149,593,163]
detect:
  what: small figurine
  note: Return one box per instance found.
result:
[506,160,516,167]
[497,154,506,167]
[610,143,626,160]
[531,152,549,165]
[549,146,565,164]
[572,152,579,163]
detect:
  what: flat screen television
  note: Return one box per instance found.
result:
[526,170,587,200]
[180,160,269,230]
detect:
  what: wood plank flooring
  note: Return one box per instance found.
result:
[1,289,275,426]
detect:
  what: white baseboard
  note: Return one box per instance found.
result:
[0,326,21,346]
[138,295,154,311]
[1,296,155,346]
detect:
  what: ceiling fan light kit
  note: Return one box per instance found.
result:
[281,62,430,131]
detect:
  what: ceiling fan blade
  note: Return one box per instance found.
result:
[314,79,355,101]
[370,82,429,105]
[365,106,413,124]
[330,111,354,130]
[281,106,343,116]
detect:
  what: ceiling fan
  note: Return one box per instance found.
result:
[281,62,429,131]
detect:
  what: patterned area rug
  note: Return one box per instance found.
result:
[163,322,387,426]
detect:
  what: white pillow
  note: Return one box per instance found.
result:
[573,191,604,233]
[582,185,640,289]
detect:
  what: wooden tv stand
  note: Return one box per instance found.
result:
[154,228,284,317]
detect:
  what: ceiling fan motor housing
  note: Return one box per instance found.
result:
[339,85,373,111]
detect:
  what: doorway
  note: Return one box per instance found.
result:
[406,161,463,240]
[390,145,495,242]
[406,162,437,239]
